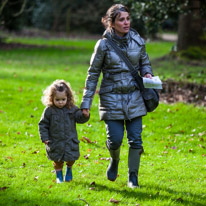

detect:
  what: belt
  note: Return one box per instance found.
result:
[103,72,129,81]
[112,86,137,94]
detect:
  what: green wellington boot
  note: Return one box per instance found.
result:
[107,148,120,181]
[128,147,143,188]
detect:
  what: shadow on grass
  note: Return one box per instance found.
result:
[0,188,83,206]
[1,178,205,206]
[77,180,205,206]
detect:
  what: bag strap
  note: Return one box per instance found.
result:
[105,34,144,92]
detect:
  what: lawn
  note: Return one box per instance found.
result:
[0,36,205,206]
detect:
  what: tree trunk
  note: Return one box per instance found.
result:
[177,0,206,51]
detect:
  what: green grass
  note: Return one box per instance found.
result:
[0,36,206,206]
[151,58,206,84]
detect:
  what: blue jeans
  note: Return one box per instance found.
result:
[105,117,143,150]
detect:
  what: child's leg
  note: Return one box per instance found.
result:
[53,161,64,183]
[65,161,75,182]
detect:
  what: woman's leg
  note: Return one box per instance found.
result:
[104,120,124,181]
[105,120,125,150]
[126,116,143,149]
[126,116,144,188]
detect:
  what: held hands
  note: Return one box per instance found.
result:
[43,140,49,145]
[82,109,90,118]
[144,73,152,79]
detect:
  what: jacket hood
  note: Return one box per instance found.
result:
[103,28,144,46]
[103,29,129,45]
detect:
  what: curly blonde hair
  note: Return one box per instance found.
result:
[41,80,75,109]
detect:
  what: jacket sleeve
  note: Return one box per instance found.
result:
[74,107,90,124]
[81,39,106,109]
[139,38,153,77]
[38,107,51,142]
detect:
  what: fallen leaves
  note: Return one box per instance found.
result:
[82,136,92,143]
[198,131,205,137]
[199,144,205,149]
[0,187,8,191]
[171,146,177,150]
[89,181,96,190]
[99,157,110,161]
[34,176,39,181]
[109,198,120,204]
[81,136,97,144]
[89,187,95,190]
[18,87,23,92]
[176,197,183,203]
[84,154,90,159]
[32,150,39,154]
[20,162,26,168]
[90,181,95,185]
[5,156,14,161]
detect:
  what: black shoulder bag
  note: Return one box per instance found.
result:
[105,35,159,112]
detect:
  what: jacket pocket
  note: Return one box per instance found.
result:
[71,138,80,151]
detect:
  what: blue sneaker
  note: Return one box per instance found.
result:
[65,167,72,182]
[56,170,63,183]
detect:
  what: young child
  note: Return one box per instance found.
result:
[38,80,89,183]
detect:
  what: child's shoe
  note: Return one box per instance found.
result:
[56,170,63,183]
[65,166,72,182]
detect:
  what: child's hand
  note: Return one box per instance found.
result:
[43,140,49,145]
[82,109,90,118]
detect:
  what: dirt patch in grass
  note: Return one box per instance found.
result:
[160,79,206,106]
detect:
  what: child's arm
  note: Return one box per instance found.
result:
[38,107,51,143]
[74,107,90,123]
[82,109,90,118]
[43,140,49,145]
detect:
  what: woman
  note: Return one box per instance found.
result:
[81,4,153,188]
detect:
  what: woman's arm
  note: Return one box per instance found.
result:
[139,39,153,77]
[81,39,106,110]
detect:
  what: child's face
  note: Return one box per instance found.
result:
[53,91,67,108]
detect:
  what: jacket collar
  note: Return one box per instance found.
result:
[51,106,72,114]
[103,29,130,46]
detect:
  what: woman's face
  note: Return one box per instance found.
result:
[112,11,130,37]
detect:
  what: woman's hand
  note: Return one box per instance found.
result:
[43,140,49,145]
[144,73,152,79]
[82,109,90,118]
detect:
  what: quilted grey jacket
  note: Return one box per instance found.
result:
[38,106,89,162]
[81,29,153,120]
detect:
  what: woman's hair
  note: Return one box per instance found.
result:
[41,79,75,109]
[101,4,129,32]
